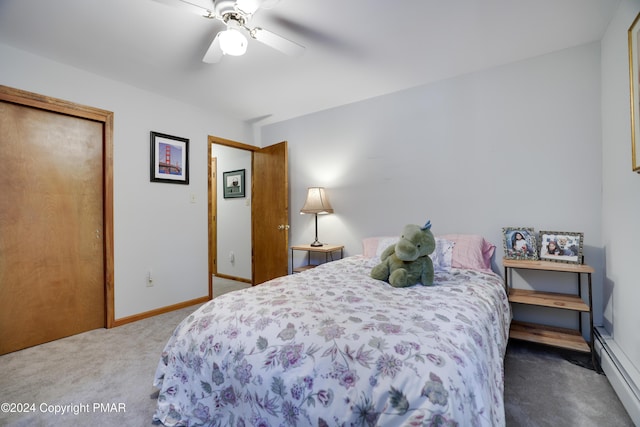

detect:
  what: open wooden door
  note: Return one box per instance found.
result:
[208,137,289,290]
[252,141,289,284]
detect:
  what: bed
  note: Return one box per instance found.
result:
[152,234,511,426]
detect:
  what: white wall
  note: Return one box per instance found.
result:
[263,42,604,323]
[214,145,252,280]
[600,0,640,421]
[0,37,610,331]
[0,43,251,319]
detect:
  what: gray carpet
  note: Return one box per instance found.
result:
[504,340,634,426]
[0,304,193,427]
[0,281,633,426]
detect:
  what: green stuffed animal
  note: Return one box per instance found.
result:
[370,221,436,287]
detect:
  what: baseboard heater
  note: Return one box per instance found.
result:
[594,327,640,425]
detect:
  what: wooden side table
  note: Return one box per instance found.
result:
[503,258,594,362]
[290,244,344,274]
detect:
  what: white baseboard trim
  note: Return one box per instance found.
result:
[594,327,640,425]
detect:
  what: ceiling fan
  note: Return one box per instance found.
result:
[155,0,305,63]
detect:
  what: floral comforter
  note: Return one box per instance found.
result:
[153,256,511,427]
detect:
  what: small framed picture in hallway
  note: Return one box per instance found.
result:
[223,169,245,198]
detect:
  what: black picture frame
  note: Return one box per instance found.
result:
[223,169,245,198]
[150,131,189,184]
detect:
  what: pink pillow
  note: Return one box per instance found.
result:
[362,237,381,258]
[438,234,495,271]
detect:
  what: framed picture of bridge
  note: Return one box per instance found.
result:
[150,131,189,184]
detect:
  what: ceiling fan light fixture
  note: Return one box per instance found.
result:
[219,27,247,56]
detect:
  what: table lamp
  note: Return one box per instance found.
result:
[300,187,334,247]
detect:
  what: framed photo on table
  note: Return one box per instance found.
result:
[150,131,189,184]
[502,227,538,260]
[223,169,245,198]
[538,231,583,264]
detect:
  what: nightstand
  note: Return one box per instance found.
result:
[290,244,344,274]
[503,258,594,364]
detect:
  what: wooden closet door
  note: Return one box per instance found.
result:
[0,101,105,354]
[252,141,289,284]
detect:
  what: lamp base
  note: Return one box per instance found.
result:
[310,214,324,247]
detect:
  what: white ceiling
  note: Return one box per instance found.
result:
[0,0,620,125]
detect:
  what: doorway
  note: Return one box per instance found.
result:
[0,85,114,355]
[208,136,289,295]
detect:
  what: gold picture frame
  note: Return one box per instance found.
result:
[628,12,640,173]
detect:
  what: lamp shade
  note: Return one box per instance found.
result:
[300,187,334,215]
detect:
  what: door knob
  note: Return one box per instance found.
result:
[277,224,290,230]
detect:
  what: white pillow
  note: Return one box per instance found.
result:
[374,237,399,258]
[431,238,455,272]
[368,236,455,272]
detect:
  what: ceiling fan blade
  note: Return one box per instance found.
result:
[235,0,262,15]
[202,32,224,63]
[235,0,280,14]
[250,27,304,56]
[153,0,214,17]
[259,0,282,9]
